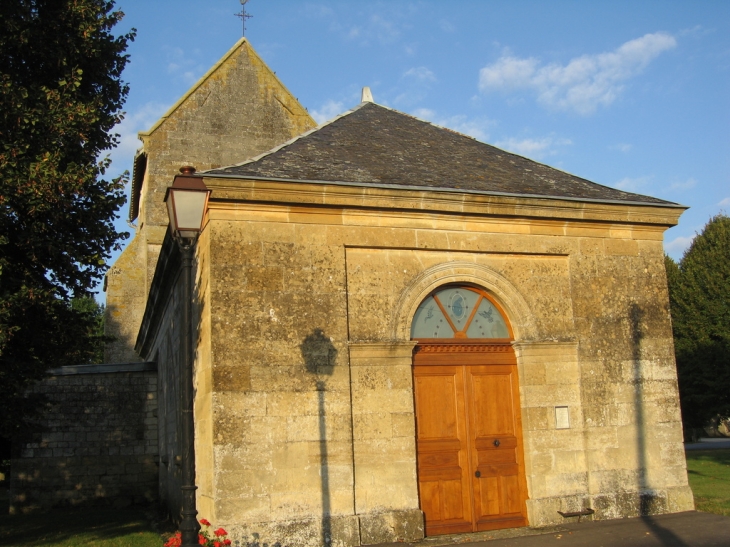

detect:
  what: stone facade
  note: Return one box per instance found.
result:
[104,38,316,363]
[105,37,693,547]
[136,175,693,545]
[9,363,158,513]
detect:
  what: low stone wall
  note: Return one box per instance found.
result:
[9,362,158,513]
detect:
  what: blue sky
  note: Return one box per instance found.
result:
[104,0,729,298]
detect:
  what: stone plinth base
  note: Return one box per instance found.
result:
[226,509,424,547]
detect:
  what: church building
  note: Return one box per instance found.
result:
[112,39,693,546]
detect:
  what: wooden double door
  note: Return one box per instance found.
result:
[413,343,529,535]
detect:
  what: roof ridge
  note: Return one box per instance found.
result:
[371,104,609,190]
[372,104,671,203]
[202,102,680,208]
[200,101,371,173]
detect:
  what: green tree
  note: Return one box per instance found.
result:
[70,296,107,364]
[667,214,730,429]
[0,1,134,439]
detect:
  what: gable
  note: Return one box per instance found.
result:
[129,38,316,225]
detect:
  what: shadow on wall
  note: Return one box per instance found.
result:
[300,328,337,547]
[8,367,158,514]
[628,302,689,547]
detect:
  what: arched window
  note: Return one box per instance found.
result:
[410,285,511,339]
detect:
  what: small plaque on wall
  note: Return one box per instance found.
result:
[555,406,570,429]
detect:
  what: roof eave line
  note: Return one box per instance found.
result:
[201,173,687,210]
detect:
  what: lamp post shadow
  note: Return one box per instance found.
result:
[301,328,337,547]
[629,303,689,547]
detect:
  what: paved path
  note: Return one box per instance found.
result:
[685,439,730,450]
[375,512,730,547]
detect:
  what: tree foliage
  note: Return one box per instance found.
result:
[0,1,134,439]
[666,214,730,429]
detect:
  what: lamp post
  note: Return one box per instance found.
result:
[164,166,210,547]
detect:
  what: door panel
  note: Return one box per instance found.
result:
[467,365,528,530]
[470,371,515,436]
[413,366,473,535]
[415,373,459,439]
[479,476,500,516]
[414,350,528,535]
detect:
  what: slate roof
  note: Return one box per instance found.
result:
[206,102,677,207]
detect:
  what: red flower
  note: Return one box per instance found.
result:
[214,528,228,537]
[164,532,182,547]
[224,540,232,546]
[199,533,207,545]
[200,518,211,526]
[214,542,222,547]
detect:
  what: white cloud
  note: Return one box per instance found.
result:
[614,175,653,192]
[304,4,334,18]
[394,67,437,107]
[106,101,171,178]
[403,67,436,82]
[495,136,572,159]
[610,143,632,153]
[439,116,492,141]
[479,32,677,115]
[480,56,539,89]
[412,108,436,120]
[164,46,205,86]
[664,235,695,256]
[439,20,456,33]
[305,3,416,49]
[311,99,345,124]
[367,13,401,44]
[410,108,493,141]
[670,178,698,191]
[719,197,730,206]
[679,25,713,38]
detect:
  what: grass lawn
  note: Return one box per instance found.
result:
[685,448,730,516]
[0,506,164,547]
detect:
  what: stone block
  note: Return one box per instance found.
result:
[544,472,589,497]
[665,485,695,513]
[213,365,251,392]
[216,494,272,522]
[524,406,549,431]
[391,413,415,438]
[353,413,392,440]
[358,508,424,544]
[352,388,415,415]
[606,239,639,256]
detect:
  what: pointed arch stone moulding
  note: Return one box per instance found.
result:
[391,261,537,341]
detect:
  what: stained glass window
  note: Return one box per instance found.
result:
[411,285,511,339]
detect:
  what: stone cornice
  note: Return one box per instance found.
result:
[202,176,685,227]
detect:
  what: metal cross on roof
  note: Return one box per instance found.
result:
[235,0,253,37]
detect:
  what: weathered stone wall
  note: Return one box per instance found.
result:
[132,237,189,521]
[134,233,216,524]
[135,179,692,546]
[151,273,186,520]
[104,38,316,363]
[9,363,158,513]
[195,183,690,545]
[204,218,361,546]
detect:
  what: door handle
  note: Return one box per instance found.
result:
[475,470,481,478]
[493,439,500,447]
